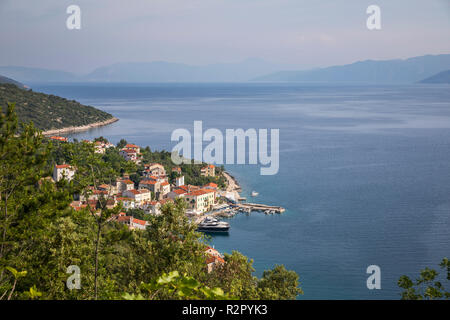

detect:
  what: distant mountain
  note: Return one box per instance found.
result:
[84,58,288,82]
[0,83,114,131]
[253,54,450,84]
[0,66,78,84]
[419,69,450,84]
[0,59,289,83]
[0,74,27,88]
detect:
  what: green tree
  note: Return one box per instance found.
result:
[206,251,259,299]
[0,103,73,299]
[67,142,122,299]
[398,258,449,300]
[116,139,127,149]
[257,265,303,299]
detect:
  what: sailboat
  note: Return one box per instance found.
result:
[251,191,259,197]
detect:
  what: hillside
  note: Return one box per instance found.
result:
[0,83,115,131]
[419,70,450,84]
[253,54,450,84]
[0,74,27,88]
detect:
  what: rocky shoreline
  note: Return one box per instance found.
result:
[222,171,243,201]
[42,117,119,136]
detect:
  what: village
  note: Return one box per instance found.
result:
[49,135,284,272]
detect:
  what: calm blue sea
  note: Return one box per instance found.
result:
[33,82,450,299]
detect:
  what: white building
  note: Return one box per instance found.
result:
[159,181,171,197]
[123,189,151,205]
[118,179,135,192]
[175,176,185,187]
[53,164,76,182]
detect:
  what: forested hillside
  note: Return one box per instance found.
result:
[0,83,114,131]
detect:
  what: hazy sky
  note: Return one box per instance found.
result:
[0,0,449,73]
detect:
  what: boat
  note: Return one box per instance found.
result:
[251,191,259,197]
[197,217,230,233]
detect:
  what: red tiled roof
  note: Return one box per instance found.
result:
[186,189,215,197]
[126,189,140,195]
[160,198,174,205]
[204,182,218,188]
[133,218,147,226]
[161,181,170,186]
[206,256,225,265]
[117,216,131,223]
[121,149,137,154]
[116,197,133,201]
[125,144,139,148]
[55,164,71,169]
[140,180,157,185]
[178,185,200,192]
[50,136,68,142]
[121,179,134,184]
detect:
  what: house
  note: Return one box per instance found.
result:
[172,166,182,174]
[175,176,185,187]
[69,201,87,211]
[203,182,218,190]
[88,189,109,201]
[131,218,149,230]
[119,149,139,162]
[116,215,149,230]
[167,188,187,200]
[115,197,136,210]
[94,141,106,154]
[200,164,215,177]
[118,179,135,192]
[98,183,118,195]
[159,181,171,197]
[205,246,225,273]
[144,163,166,177]
[141,201,162,215]
[49,136,68,143]
[53,164,76,182]
[139,179,160,194]
[178,185,200,193]
[184,189,216,213]
[123,189,151,205]
[124,143,140,153]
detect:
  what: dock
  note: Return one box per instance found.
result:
[234,203,285,214]
[193,202,285,225]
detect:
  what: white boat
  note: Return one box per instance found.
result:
[251,191,259,197]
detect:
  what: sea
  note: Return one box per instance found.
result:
[32,82,450,299]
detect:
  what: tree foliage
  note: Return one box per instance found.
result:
[398,258,449,300]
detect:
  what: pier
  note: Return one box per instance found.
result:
[235,203,285,214]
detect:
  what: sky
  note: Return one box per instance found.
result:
[0,0,449,74]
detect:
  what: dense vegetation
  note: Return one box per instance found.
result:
[0,83,114,131]
[398,258,449,300]
[0,103,302,300]
[0,75,26,89]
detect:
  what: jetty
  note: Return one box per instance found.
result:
[235,203,285,214]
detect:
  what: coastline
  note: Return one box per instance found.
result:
[222,171,243,202]
[42,117,119,136]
